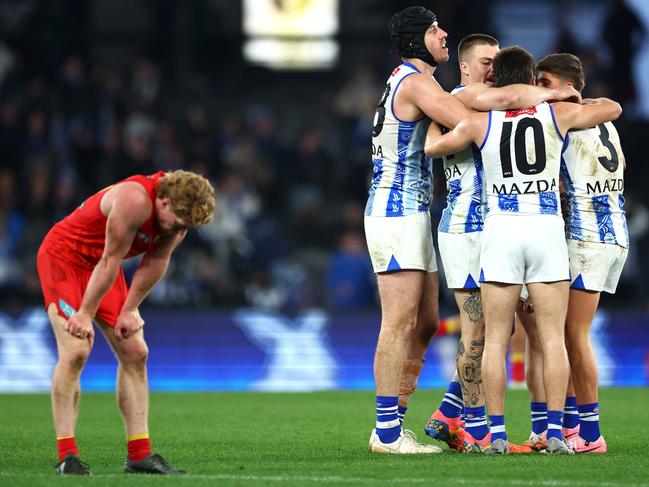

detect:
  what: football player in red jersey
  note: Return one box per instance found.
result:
[37,170,215,475]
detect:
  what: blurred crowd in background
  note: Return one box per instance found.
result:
[0,0,647,314]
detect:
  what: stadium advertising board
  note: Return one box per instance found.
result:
[0,308,646,392]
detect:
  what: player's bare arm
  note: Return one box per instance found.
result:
[424,113,487,157]
[64,184,151,340]
[551,98,622,136]
[581,97,624,106]
[456,83,581,111]
[397,74,473,129]
[122,230,186,311]
[115,231,186,340]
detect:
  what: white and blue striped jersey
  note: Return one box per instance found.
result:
[560,122,628,248]
[480,103,565,218]
[438,85,484,234]
[365,62,433,217]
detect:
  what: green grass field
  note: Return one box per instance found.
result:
[1,388,648,486]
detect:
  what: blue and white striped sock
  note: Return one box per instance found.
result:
[489,415,507,442]
[464,406,489,440]
[438,381,463,419]
[376,396,401,444]
[547,410,563,441]
[578,402,601,442]
[398,405,407,425]
[531,402,548,435]
[563,396,579,429]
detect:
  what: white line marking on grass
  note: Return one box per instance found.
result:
[205,476,649,487]
[0,472,646,487]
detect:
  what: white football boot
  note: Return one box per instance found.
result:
[369,428,443,454]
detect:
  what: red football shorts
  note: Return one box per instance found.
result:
[37,244,128,327]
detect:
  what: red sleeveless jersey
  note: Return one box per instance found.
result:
[41,172,165,270]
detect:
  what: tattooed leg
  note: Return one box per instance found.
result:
[455,289,486,408]
[462,290,483,324]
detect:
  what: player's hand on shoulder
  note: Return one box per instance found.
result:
[115,308,145,340]
[580,97,619,104]
[553,85,581,104]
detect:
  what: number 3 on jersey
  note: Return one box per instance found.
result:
[596,123,620,172]
[372,83,391,137]
[499,119,546,178]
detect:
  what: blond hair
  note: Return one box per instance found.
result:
[157,170,216,227]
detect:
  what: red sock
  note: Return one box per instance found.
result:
[127,435,152,462]
[57,436,79,461]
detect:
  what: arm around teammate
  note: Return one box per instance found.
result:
[551,98,622,135]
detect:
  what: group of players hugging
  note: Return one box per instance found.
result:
[366,6,626,455]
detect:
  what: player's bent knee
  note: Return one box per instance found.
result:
[382,305,418,329]
[390,301,420,322]
[121,341,149,367]
[60,347,90,370]
[383,319,416,337]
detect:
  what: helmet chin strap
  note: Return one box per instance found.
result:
[409,40,438,67]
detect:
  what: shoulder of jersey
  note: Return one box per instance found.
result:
[390,63,419,78]
[450,85,466,95]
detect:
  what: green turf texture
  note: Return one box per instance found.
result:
[0,388,647,486]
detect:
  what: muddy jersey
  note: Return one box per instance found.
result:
[438,85,484,233]
[365,62,433,217]
[41,172,165,270]
[560,122,628,248]
[480,103,565,218]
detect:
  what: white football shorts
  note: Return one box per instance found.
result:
[364,211,437,274]
[480,214,569,284]
[568,240,628,293]
[438,231,481,289]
